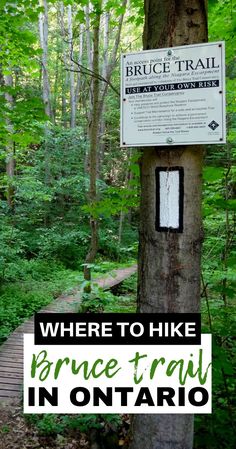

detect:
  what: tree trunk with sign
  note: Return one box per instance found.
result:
[129,1,208,449]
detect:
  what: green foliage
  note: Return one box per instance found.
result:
[36,227,90,269]
[84,183,139,218]
[0,127,90,270]
[113,272,137,294]
[202,165,236,302]
[61,413,122,433]
[0,1,41,68]
[195,150,236,447]
[104,273,137,313]
[0,425,10,434]
[80,283,116,312]
[209,0,236,62]
[195,331,236,449]
[99,225,138,261]
[25,412,122,437]
[0,220,26,282]
[33,414,65,436]
[0,1,46,149]
[80,264,137,313]
[0,260,83,343]
[105,292,136,313]
[127,0,144,26]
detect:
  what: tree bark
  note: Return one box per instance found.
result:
[68,4,76,128]
[84,3,101,282]
[118,149,131,244]
[130,2,208,449]
[137,148,204,315]
[97,0,127,177]
[84,2,93,172]
[4,73,15,209]
[39,0,53,224]
[59,2,69,128]
[98,2,109,174]
[85,3,93,71]
[74,23,84,111]
[39,0,53,120]
[98,0,127,113]
[53,15,60,123]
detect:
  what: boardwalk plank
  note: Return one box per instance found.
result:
[0,377,22,384]
[0,384,21,391]
[0,265,136,401]
[0,371,24,379]
[0,389,21,397]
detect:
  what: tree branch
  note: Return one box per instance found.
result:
[64,58,120,97]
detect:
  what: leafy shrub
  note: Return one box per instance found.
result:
[80,283,116,313]
[99,225,138,261]
[26,413,122,437]
[0,261,83,344]
[36,414,64,436]
[37,227,90,269]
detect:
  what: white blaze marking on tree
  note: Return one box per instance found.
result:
[159,170,180,228]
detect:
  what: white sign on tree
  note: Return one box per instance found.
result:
[121,42,226,147]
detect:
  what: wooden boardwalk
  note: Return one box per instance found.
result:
[0,265,137,403]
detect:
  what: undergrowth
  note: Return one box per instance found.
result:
[0,260,136,344]
[0,260,84,344]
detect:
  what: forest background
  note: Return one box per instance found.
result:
[0,0,235,448]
